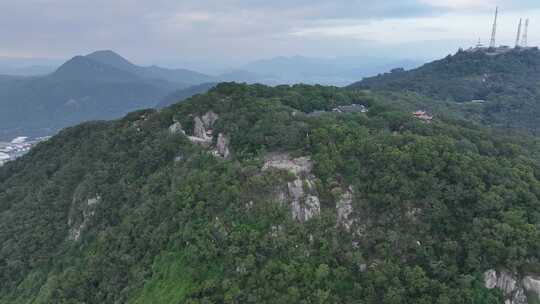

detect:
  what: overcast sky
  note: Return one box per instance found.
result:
[1,0,540,69]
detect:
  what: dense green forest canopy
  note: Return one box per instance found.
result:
[2,83,540,303]
[350,48,540,133]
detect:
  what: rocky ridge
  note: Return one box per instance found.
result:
[263,153,321,222]
[484,269,540,304]
[68,195,101,241]
[169,111,230,158]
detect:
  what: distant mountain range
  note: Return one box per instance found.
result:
[156,83,217,108]
[0,51,218,140]
[0,57,63,76]
[0,65,56,76]
[86,50,215,85]
[1,53,423,86]
[0,50,423,140]
[239,55,422,86]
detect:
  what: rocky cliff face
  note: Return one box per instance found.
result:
[193,117,209,140]
[263,153,321,222]
[483,269,540,304]
[336,187,354,231]
[288,178,321,222]
[215,133,230,159]
[168,121,185,135]
[263,154,359,225]
[201,111,219,128]
[169,111,231,158]
[68,195,101,241]
[262,154,313,175]
[523,276,540,302]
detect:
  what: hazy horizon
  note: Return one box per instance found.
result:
[0,51,426,76]
[2,0,540,72]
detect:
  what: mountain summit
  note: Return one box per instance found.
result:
[52,55,141,82]
[349,48,540,132]
[86,50,140,73]
[86,50,214,84]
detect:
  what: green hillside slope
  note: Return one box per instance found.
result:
[350,48,540,133]
[2,83,540,303]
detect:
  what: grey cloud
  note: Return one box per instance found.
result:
[0,0,538,63]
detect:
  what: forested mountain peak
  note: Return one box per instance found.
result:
[351,47,540,100]
[349,48,540,133]
[2,83,540,303]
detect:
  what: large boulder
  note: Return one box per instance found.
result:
[523,276,540,302]
[168,122,185,135]
[288,178,320,222]
[215,133,230,158]
[264,153,321,222]
[202,111,219,129]
[189,112,219,145]
[484,270,528,304]
[193,116,208,139]
[336,187,354,230]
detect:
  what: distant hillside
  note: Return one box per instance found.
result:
[157,82,217,108]
[217,69,274,84]
[242,55,422,86]
[0,52,189,140]
[0,65,56,76]
[51,56,142,82]
[349,48,540,132]
[0,57,62,76]
[86,50,214,85]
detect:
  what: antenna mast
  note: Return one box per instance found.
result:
[516,18,523,47]
[490,7,498,48]
[476,38,483,48]
[522,19,529,47]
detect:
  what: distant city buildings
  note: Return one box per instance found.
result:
[0,136,50,166]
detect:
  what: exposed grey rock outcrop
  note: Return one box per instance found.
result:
[263,153,312,175]
[484,270,518,294]
[188,112,219,146]
[193,117,209,140]
[68,195,101,241]
[288,178,321,222]
[336,187,354,230]
[523,276,540,302]
[168,122,185,135]
[264,153,321,222]
[512,289,528,304]
[484,270,528,304]
[215,133,230,158]
[179,112,232,158]
[202,111,219,128]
